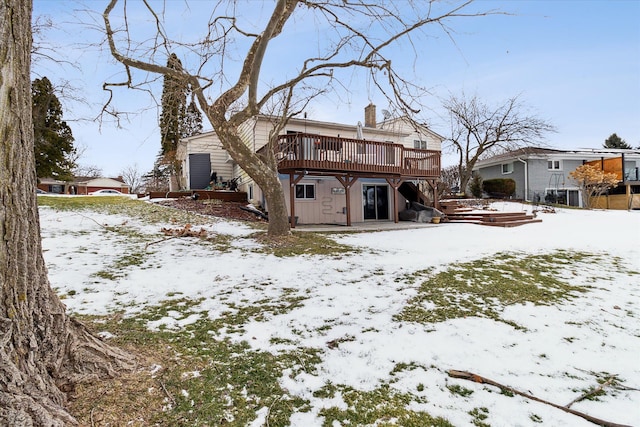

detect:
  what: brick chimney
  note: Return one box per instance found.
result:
[364,103,376,128]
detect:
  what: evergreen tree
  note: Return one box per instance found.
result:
[159,53,186,157]
[159,53,204,190]
[181,99,203,138]
[469,173,483,198]
[603,133,632,149]
[32,76,76,180]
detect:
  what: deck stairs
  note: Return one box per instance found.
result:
[440,200,542,227]
[399,181,430,205]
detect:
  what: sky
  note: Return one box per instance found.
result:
[32,0,640,178]
[40,199,640,426]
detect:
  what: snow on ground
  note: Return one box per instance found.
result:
[40,202,640,426]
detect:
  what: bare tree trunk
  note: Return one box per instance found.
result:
[1,1,134,425]
[261,175,291,236]
[210,121,291,236]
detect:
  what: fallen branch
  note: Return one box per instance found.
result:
[565,376,615,408]
[144,236,178,251]
[158,379,176,407]
[79,213,117,231]
[447,370,632,427]
[265,394,283,427]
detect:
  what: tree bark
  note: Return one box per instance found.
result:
[210,121,291,236]
[1,1,134,425]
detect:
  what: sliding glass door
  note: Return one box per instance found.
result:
[363,185,389,220]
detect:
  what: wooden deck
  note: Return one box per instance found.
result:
[274,133,440,179]
[440,201,542,227]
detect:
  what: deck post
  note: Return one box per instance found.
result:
[336,175,358,226]
[425,179,439,210]
[385,178,403,223]
[289,173,306,228]
[289,173,296,228]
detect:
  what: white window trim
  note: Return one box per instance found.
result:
[413,139,427,150]
[544,187,582,207]
[295,183,316,200]
[547,159,562,171]
[501,162,514,174]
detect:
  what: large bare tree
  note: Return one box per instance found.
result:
[0,1,133,425]
[444,93,556,195]
[102,0,492,236]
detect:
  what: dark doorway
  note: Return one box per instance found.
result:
[189,153,211,189]
[363,185,389,220]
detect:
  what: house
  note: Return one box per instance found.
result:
[472,147,640,209]
[38,176,130,195]
[176,104,444,226]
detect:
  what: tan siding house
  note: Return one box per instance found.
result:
[177,105,443,226]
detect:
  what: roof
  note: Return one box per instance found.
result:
[378,116,446,141]
[77,177,129,188]
[474,146,640,169]
[181,113,444,143]
[40,176,129,188]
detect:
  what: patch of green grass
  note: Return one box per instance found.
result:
[469,407,490,427]
[447,384,474,397]
[313,382,339,399]
[92,246,151,281]
[530,413,544,423]
[38,196,210,225]
[389,362,426,376]
[74,294,457,425]
[252,231,360,257]
[319,384,453,427]
[396,250,607,327]
[78,298,319,426]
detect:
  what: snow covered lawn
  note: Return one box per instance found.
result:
[40,198,640,426]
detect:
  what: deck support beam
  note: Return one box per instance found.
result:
[289,172,306,228]
[424,179,439,210]
[336,175,359,226]
[385,178,404,223]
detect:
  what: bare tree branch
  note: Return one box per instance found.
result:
[443,92,556,194]
[101,0,502,235]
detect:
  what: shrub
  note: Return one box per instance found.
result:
[568,164,619,208]
[469,174,483,198]
[482,178,515,198]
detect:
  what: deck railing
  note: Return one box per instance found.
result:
[274,133,440,178]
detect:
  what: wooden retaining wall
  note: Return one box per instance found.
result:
[591,193,640,210]
[148,191,248,203]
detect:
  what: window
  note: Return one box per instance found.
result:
[295,184,315,200]
[501,163,514,174]
[547,160,561,170]
[50,184,64,194]
[414,140,427,149]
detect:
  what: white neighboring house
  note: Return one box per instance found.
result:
[473,147,640,208]
[176,104,444,226]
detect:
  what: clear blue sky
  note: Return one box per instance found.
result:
[33,0,640,175]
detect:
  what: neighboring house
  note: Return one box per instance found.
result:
[473,147,640,209]
[38,176,130,195]
[177,104,444,226]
